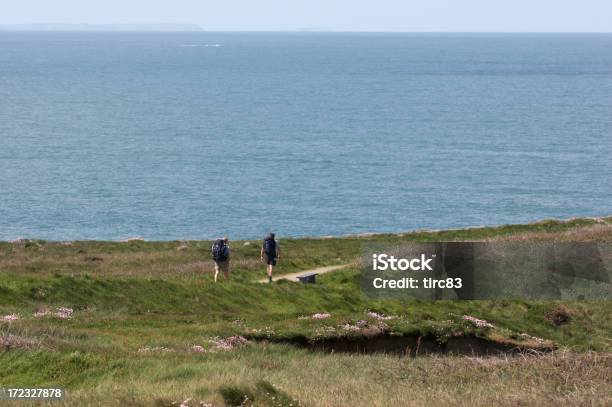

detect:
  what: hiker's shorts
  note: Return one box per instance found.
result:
[214,260,230,273]
[264,254,277,266]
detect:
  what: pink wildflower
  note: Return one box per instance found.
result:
[211,336,249,351]
[191,345,205,353]
[56,307,74,319]
[341,323,361,332]
[1,314,20,322]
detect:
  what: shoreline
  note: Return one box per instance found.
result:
[5,215,611,244]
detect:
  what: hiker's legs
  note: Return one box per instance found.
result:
[214,267,219,282]
[215,261,229,282]
[222,261,230,280]
[267,264,273,282]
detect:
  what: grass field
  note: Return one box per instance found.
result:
[1,217,611,406]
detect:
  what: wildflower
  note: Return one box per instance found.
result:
[244,327,260,333]
[33,309,50,317]
[210,336,249,351]
[315,326,337,336]
[1,314,20,322]
[56,307,74,319]
[191,345,205,353]
[367,311,396,320]
[341,323,361,332]
[519,333,545,343]
[299,312,331,320]
[462,315,494,328]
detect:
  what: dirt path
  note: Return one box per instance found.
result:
[257,263,353,283]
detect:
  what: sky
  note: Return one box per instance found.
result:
[1,0,611,32]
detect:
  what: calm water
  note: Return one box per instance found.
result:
[1,32,611,240]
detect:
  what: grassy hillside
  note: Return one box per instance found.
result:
[1,217,611,406]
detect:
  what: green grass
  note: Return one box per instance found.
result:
[0,217,611,406]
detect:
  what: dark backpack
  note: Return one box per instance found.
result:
[212,239,228,262]
[263,238,276,257]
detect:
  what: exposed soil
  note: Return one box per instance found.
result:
[254,334,554,357]
[545,305,573,326]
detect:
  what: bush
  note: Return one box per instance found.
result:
[219,384,255,406]
[219,381,300,407]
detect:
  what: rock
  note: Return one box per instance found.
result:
[10,237,29,244]
[121,237,145,242]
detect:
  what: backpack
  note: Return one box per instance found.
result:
[212,239,228,262]
[263,237,276,257]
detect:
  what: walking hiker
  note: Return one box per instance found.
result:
[212,237,230,282]
[261,233,280,283]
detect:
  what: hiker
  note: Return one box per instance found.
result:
[211,237,230,282]
[261,233,280,283]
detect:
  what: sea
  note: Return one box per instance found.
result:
[0,32,611,240]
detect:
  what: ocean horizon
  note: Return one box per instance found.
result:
[1,32,611,240]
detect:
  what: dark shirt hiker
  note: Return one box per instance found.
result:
[211,237,230,282]
[261,233,280,283]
